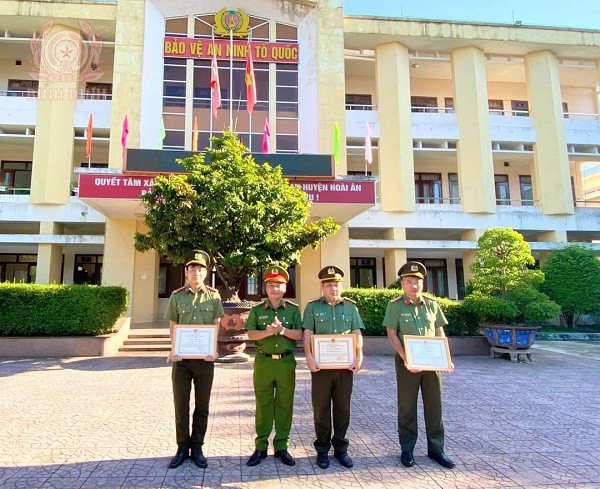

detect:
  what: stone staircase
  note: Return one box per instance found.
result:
[118,328,171,355]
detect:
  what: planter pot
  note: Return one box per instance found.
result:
[216,303,255,363]
[482,324,541,362]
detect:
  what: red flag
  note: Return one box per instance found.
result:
[262,118,271,153]
[121,115,129,148]
[210,55,221,118]
[245,48,257,114]
[365,121,373,165]
[85,113,93,159]
[192,115,199,151]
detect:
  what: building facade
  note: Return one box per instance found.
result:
[0,0,599,323]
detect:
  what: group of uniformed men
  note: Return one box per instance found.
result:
[165,250,455,471]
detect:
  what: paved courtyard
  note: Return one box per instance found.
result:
[1,345,599,489]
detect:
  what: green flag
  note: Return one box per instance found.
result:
[158,117,166,149]
[333,122,340,164]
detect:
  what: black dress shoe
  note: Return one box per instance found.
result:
[168,447,189,469]
[191,448,208,468]
[246,450,267,466]
[316,452,329,469]
[400,450,415,467]
[428,451,455,469]
[335,452,354,468]
[274,449,296,466]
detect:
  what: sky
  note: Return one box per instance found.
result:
[343,0,600,30]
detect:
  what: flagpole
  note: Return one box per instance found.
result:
[229,28,233,129]
[210,27,215,147]
[247,34,252,152]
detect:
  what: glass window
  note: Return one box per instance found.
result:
[411,96,438,113]
[412,258,448,298]
[511,100,529,116]
[444,97,454,113]
[74,255,102,285]
[345,94,373,110]
[0,254,37,283]
[350,258,377,288]
[449,173,460,204]
[276,22,297,41]
[520,175,533,205]
[415,173,443,203]
[1,161,32,195]
[488,99,504,115]
[495,174,511,205]
[455,259,465,300]
[166,17,188,36]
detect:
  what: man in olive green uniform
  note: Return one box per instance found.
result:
[303,266,364,470]
[165,250,224,470]
[383,261,455,470]
[244,266,303,467]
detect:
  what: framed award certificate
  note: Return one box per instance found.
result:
[312,334,356,369]
[403,335,452,371]
[172,324,218,359]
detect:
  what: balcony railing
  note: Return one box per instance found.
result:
[0,90,112,100]
[346,103,376,111]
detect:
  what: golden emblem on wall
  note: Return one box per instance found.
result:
[214,8,250,38]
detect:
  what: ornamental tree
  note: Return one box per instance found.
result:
[463,228,560,325]
[134,130,339,301]
[541,245,600,327]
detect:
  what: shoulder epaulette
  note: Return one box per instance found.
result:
[205,285,219,292]
[285,299,300,308]
[306,297,321,303]
[422,294,437,303]
[172,286,186,294]
[342,297,356,304]
[390,296,403,303]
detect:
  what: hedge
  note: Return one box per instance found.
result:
[0,283,128,336]
[342,288,480,337]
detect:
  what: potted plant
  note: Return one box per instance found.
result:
[134,130,339,361]
[463,228,561,362]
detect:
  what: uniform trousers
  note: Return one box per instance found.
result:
[311,369,353,454]
[253,352,296,451]
[172,359,214,450]
[394,354,445,453]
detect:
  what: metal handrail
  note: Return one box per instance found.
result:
[345,104,376,111]
[0,89,38,97]
[78,92,112,100]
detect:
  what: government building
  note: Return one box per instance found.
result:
[1,0,599,323]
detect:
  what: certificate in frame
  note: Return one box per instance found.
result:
[172,324,218,359]
[403,335,452,371]
[312,334,356,369]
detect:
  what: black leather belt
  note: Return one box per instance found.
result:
[258,350,293,360]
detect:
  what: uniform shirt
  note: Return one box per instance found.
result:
[383,294,447,341]
[165,285,224,325]
[302,297,365,334]
[244,299,301,354]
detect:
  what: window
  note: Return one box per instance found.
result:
[0,254,37,283]
[449,173,460,204]
[0,161,32,194]
[84,83,112,100]
[74,255,103,285]
[347,170,372,176]
[345,94,373,110]
[411,96,438,113]
[350,258,377,288]
[7,79,38,97]
[455,259,465,300]
[495,174,510,205]
[412,258,448,298]
[511,100,529,116]
[159,258,185,298]
[444,97,454,113]
[415,173,443,203]
[488,99,504,115]
[563,102,569,118]
[241,265,297,301]
[519,175,534,206]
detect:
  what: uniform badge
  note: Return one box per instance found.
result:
[328,267,335,274]
[410,265,418,272]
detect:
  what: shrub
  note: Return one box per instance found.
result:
[342,288,479,336]
[0,283,128,336]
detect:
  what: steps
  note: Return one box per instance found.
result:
[118,328,171,355]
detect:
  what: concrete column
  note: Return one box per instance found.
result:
[102,218,136,316]
[316,0,346,174]
[298,243,322,311]
[451,46,496,214]
[62,251,75,284]
[109,0,146,168]
[375,42,415,212]
[525,50,574,215]
[461,229,485,283]
[538,230,568,265]
[384,228,407,287]
[30,24,80,204]
[131,221,159,323]
[36,222,64,284]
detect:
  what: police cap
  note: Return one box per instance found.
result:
[264,266,289,283]
[185,250,209,268]
[398,261,427,279]
[318,266,344,282]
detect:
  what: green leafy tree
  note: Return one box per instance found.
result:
[541,245,600,327]
[134,130,339,300]
[463,228,560,324]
